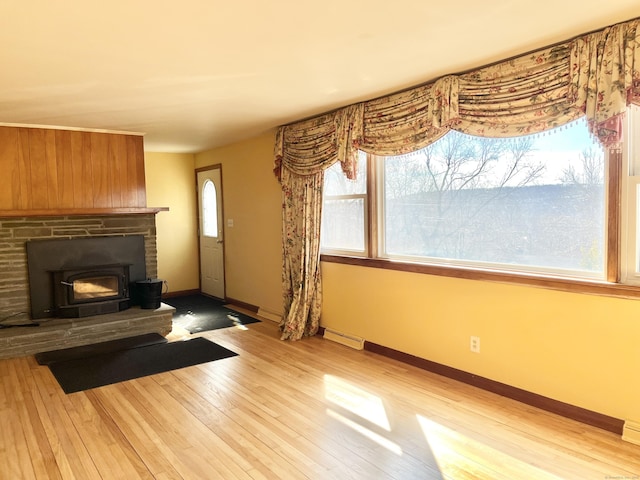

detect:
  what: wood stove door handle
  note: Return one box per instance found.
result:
[60,281,74,287]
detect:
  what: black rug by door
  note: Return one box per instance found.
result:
[44,336,238,394]
[167,294,260,334]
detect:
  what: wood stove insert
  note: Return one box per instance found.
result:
[51,263,131,318]
[26,236,147,319]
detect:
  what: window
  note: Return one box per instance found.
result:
[321,116,633,285]
[202,179,218,237]
[321,151,368,255]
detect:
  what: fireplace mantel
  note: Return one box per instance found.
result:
[0,207,168,217]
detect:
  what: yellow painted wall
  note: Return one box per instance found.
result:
[144,151,200,293]
[321,262,640,422]
[195,131,283,316]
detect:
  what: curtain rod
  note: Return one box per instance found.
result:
[282,15,640,128]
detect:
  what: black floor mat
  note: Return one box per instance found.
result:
[167,294,260,334]
[46,337,238,394]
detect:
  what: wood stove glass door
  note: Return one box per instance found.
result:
[197,167,225,299]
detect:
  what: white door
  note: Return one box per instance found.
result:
[197,167,225,299]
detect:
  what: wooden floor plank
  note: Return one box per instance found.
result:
[8,357,61,480]
[94,381,201,479]
[0,317,639,479]
[159,372,330,480]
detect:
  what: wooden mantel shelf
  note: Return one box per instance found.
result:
[0,207,169,218]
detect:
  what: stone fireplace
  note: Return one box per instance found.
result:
[0,214,173,359]
[0,125,172,359]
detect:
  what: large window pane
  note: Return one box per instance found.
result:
[322,198,366,252]
[321,153,368,254]
[381,121,605,276]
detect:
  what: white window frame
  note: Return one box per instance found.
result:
[621,105,640,284]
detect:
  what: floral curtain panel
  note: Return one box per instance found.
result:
[279,167,324,340]
[274,105,362,340]
[274,17,640,341]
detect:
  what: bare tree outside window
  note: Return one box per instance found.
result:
[382,124,605,274]
[559,147,605,185]
[384,132,545,260]
[556,147,606,271]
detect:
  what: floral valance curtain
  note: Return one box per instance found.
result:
[274,17,640,341]
[274,104,363,180]
[276,17,640,175]
[455,44,580,138]
[570,20,640,145]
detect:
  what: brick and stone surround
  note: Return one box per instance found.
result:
[0,214,173,359]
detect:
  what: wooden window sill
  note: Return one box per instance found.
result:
[321,254,640,300]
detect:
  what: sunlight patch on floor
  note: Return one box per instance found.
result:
[326,408,403,456]
[323,375,402,455]
[416,414,562,480]
[323,374,391,431]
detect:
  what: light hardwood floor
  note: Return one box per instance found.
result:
[1,315,639,479]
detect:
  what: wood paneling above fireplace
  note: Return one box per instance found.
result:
[0,126,163,216]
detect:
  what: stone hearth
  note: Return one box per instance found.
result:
[0,303,175,360]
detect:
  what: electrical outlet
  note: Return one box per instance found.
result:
[470,336,480,353]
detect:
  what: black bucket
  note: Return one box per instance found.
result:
[136,278,165,309]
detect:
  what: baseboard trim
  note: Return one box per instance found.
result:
[162,289,200,298]
[364,341,624,435]
[224,297,259,313]
[256,308,282,323]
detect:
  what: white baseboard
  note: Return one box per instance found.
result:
[622,420,640,445]
[257,307,281,323]
[323,328,364,350]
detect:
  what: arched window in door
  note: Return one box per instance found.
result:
[202,179,218,237]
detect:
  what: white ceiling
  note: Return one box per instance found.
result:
[1,1,639,153]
